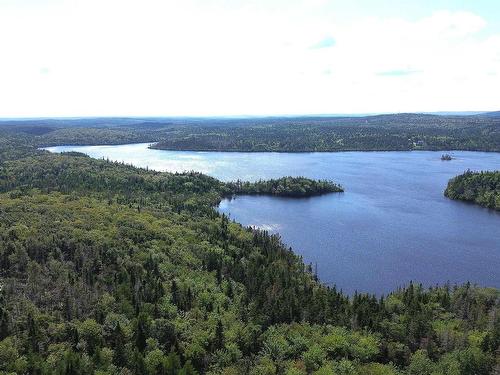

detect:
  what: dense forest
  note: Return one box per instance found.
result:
[226,177,343,197]
[150,114,500,152]
[445,170,500,210]
[1,112,500,152]
[0,131,498,374]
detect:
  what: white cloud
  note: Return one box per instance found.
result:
[0,0,499,116]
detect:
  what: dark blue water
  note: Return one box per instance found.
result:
[46,144,500,294]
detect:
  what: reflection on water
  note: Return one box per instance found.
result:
[46,143,500,294]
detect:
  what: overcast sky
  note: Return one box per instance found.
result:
[1,0,499,117]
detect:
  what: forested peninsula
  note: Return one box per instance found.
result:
[226,177,343,197]
[0,131,498,374]
[149,113,500,152]
[445,170,500,210]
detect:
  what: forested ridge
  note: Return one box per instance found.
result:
[1,112,500,152]
[445,170,500,210]
[149,113,500,152]
[0,133,498,374]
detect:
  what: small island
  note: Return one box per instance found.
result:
[441,154,453,161]
[227,176,344,197]
[444,170,500,210]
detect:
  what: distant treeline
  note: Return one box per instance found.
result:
[227,176,343,197]
[445,170,500,210]
[1,112,500,152]
[151,114,500,152]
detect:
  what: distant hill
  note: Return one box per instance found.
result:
[480,111,500,118]
[0,111,499,127]
[2,112,500,152]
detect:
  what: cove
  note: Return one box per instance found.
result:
[46,143,500,294]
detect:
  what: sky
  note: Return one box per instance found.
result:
[1,0,499,117]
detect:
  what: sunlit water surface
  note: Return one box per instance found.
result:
[46,143,500,294]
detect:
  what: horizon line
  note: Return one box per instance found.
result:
[0,110,496,121]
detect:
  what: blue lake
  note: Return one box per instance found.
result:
[46,143,500,294]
